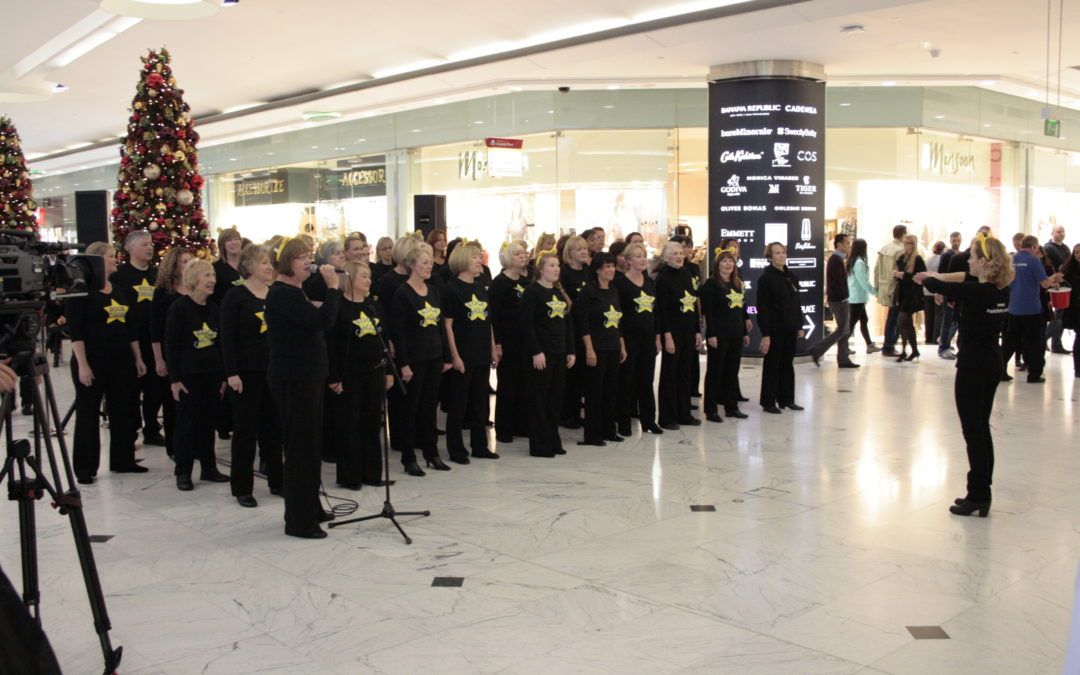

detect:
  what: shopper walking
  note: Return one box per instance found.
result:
[846,238,879,353]
[924,241,945,345]
[936,232,963,360]
[1002,235,1063,383]
[893,234,927,362]
[1045,224,1071,354]
[614,242,662,435]
[917,234,1013,517]
[809,234,858,368]
[700,248,750,422]
[756,242,805,414]
[874,224,907,355]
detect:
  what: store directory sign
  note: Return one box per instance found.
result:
[707,77,826,355]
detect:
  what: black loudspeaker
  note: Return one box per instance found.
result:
[74,191,109,244]
[413,194,446,237]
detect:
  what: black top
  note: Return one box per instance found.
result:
[894,255,928,313]
[110,262,157,343]
[328,296,385,381]
[613,273,657,340]
[1045,240,1070,271]
[443,278,492,366]
[1063,263,1080,330]
[265,281,341,381]
[923,278,1009,373]
[559,264,591,301]
[371,261,394,282]
[685,260,702,293]
[211,258,243,306]
[574,283,622,352]
[390,282,448,366]
[430,260,447,286]
[64,287,137,362]
[489,272,528,345]
[825,253,849,303]
[374,270,408,326]
[302,273,329,303]
[151,287,181,343]
[755,265,803,337]
[655,265,700,335]
[701,277,749,340]
[219,284,268,376]
[938,249,957,274]
[520,283,575,356]
[164,295,223,382]
[948,249,975,280]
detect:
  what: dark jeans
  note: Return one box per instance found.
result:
[882,305,900,351]
[759,331,797,408]
[583,349,619,443]
[618,334,657,428]
[333,366,385,485]
[526,352,566,455]
[658,330,696,425]
[399,357,444,466]
[445,364,491,459]
[1047,309,1066,352]
[270,378,325,533]
[229,370,282,497]
[810,300,853,365]
[849,303,873,346]
[1002,313,1047,379]
[937,303,957,353]
[703,337,743,415]
[494,341,529,439]
[954,367,1000,502]
[72,355,137,477]
[173,373,221,477]
[923,296,938,344]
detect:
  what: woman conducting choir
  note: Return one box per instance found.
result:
[66,242,148,484]
[165,259,229,491]
[916,235,1013,517]
[575,252,627,446]
[151,246,192,459]
[390,244,452,476]
[756,242,805,414]
[614,242,662,436]
[220,245,281,507]
[520,248,575,457]
[655,240,702,430]
[443,241,500,463]
[265,238,341,539]
[700,248,750,422]
[489,240,531,443]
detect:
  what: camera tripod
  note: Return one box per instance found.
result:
[0,344,122,674]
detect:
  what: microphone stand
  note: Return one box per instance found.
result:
[328,325,429,544]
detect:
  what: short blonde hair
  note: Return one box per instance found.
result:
[562,235,586,265]
[659,240,683,263]
[498,240,528,268]
[449,241,484,275]
[392,236,421,265]
[238,244,268,279]
[182,258,214,291]
[85,241,114,258]
[623,242,647,261]
[403,243,433,272]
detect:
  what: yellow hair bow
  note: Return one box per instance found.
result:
[275,236,293,259]
[975,232,993,257]
[714,246,738,260]
[500,241,511,251]
[537,247,559,259]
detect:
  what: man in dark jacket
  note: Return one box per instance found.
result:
[809,234,858,368]
[1044,224,1071,353]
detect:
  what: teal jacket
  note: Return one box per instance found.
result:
[847,257,877,305]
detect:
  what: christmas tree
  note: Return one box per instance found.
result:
[112,47,211,259]
[0,116,39,234]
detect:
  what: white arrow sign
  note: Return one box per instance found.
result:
[802,314,816,340]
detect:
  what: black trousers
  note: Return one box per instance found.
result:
[229,371,282,497]
[494,342,529,438]
[618,334,657,429]
[399,357,444,466]
[445,364,491,459]
[1002,313,1047,379]
[526,352,566,455]
[704,337,743,416]
[333,366,384,485]
[270,378,325,533]
[954,367,1000,502]
[561,341,585,423]
[849,303,873,345]
[135,340,163,436]
[583,349,619,443]
[72,355,137,477]
[658,330,697,425]
[923,296,938,344]
[173,373,221,477]
[759,331,797,408]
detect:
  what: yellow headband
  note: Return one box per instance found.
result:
[500,240,511,251]
[714,246,738,260]
[976,232,993,257]
[537,247,558,259]
[275,236,293,259]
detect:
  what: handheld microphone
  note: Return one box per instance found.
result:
[308,264,348,275]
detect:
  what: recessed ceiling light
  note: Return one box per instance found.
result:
[411,129,421,133]
[839,102,852,107]
[603,105,614,109]
[605,84,620,90]
[881,81,897,87]
[983,123,992,128]
[301,111,341,122]
[229,157,237,161]
[980,80,996,86]
[356,138,366,142]
[509,86,523,92]
[474,120,485,124]
[310,145,319,149]
[934,114,946,119]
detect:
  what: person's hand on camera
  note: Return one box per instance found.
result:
[319,264,339,289]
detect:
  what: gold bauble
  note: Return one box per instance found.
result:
[154,187,163,196]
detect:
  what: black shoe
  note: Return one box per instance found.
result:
[617,423,631,437]
[1017,363,1027,372]
[1051,348,1072,355]
[690,391,702,398]
[200,470,230,483]
[726,410,749,419]
[218,430,231,440]
[436,428,446,435]
[904,352,920,362]
[838,362,861,369]
[780,403,804,411]
[19,406,31,416]
[258,460,269,475]
[577,440,607,447]
[143,432,166,446]
[762,405,782,414]
[659,422,680,431]
[362,479,396,487]
[1001,373,1014,382]
[678,418,702,426]
[604,435,625,443]
[237,495,258,508]
[472,450,500,459]
[689,404,699,411]
[560,418,582,429]
[495,434,514,443]
[449,455,471,465]
[553,447,567,455]
[285,526,327,539]
[269,485,283,496]
[176,474,194,491]
[425,457,451,471]
[77,475,95,485]
[706,413,724,423]
[318,510,335,523]
[530,450,556,458]
[737,396,750,403]
[404,462,426,477]
[881,349,900,357]
[336,482,362,491]
[1027,376,1046,383]
[642,422,664,434]
[112,464,149,474]
[949,499,990,517]
[810,352,821,367]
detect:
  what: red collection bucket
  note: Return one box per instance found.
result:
[1049,284,1071,310]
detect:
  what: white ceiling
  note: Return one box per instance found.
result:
[9,0,1080,173]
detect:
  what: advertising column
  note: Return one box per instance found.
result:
[707,61,825,355]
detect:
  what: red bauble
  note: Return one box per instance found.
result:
[120,156,130,167]
[111,208,120,217]
[147,73,165,88]
[132,113,140,121]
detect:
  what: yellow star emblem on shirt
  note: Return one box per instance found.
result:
[691,275,700,291]
[603,304,622,329]
[132,278,154,303]
[232,278,244,286]
[255,310,267,334]
[104,299,129,324]
[726,289,745,308]
[465,294,489,321]
[679,290,697,314]
[193,322,218,349]
[546,296,567,319]
[634,293,655,314]
[417,301,441,327]
[513,283,525,297]
[353,311,378,337]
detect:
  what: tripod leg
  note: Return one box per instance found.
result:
[387,516,412,545]
[16,465,40,623]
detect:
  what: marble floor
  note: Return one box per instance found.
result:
[1,341,1078,674]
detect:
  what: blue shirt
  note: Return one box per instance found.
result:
[1008,250,1046,316]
